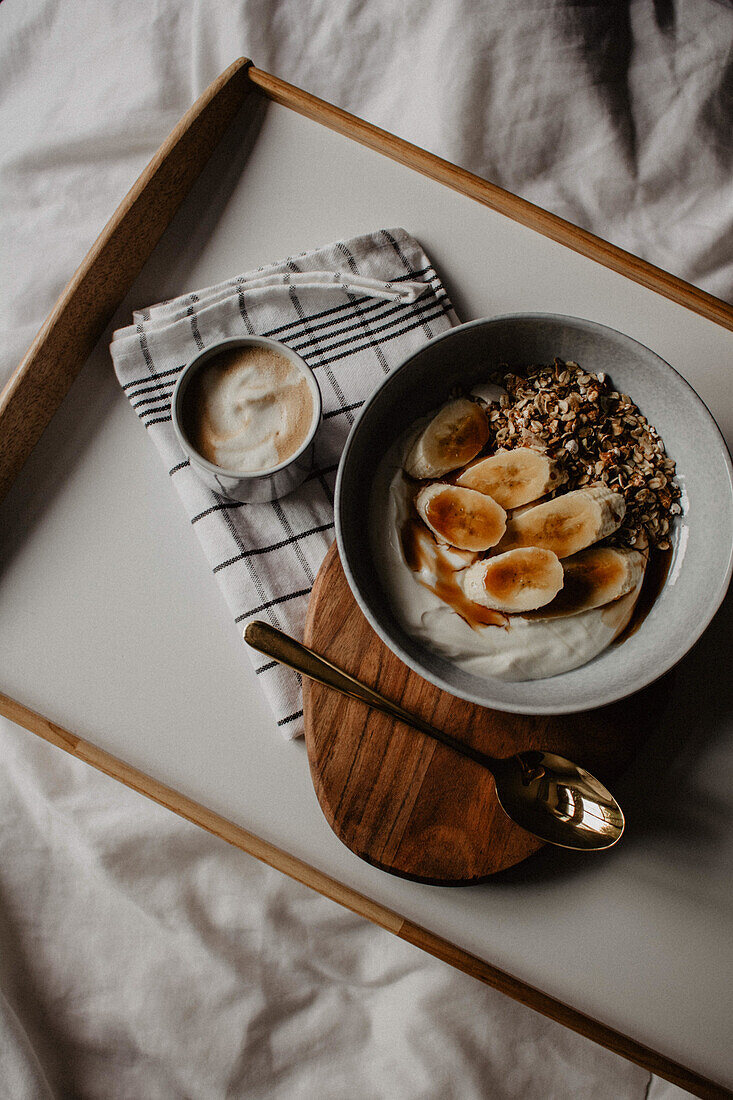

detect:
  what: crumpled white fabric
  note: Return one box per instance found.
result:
[0,719,654,1099]
[3,0,728,1094]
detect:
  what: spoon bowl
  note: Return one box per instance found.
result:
[244,620,625,851]
[492,750,624,850]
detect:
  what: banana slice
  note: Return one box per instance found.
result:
[404,399,489,479]
[455,447,565,509]
[415,484,506,551]
[463,548,564,612]
[528,547,647,618]
[498,484,625,558]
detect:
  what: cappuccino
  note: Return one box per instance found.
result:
[182,344,315,473]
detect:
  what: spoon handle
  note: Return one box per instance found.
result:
[244,620,497,772]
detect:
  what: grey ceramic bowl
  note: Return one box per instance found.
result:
[335,314,733,714]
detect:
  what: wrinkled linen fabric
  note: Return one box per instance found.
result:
[2,0,729,1095]
[0,721,654,1100]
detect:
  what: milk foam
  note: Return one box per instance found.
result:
[185,346,315,473]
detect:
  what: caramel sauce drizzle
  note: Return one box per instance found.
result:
[400,518,508,630]
[521,548,627,620]
[424,488,505,549]
[613,547,672,645]
[401,469,671,639]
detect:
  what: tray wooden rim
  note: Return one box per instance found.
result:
[0,60,730,1099]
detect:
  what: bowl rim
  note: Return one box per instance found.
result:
[334,312,733,714]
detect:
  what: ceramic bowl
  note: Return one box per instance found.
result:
[334,314,733,714]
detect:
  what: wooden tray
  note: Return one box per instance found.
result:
[1,59,731,1098]
[303,544,652,885]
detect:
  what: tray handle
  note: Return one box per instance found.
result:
[0,56,253,504]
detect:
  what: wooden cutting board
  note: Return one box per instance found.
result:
[303,542,651,885]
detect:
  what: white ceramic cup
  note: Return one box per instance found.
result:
[171,336,322,503]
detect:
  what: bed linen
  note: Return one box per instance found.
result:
[3,1,731,1096]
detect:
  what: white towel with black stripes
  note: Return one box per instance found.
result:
[110,227,459,738]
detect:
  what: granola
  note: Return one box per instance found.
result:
[477,358,680,550]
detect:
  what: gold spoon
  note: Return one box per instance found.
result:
[244,620,625,851]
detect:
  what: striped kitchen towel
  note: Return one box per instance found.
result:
[110,228,459,738]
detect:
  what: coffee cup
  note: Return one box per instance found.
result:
[171,336,322,503]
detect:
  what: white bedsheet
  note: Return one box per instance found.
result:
[3,1,730,1095]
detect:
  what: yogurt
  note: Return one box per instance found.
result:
[369,432,642,682]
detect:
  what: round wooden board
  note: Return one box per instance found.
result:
[303,542,650,885]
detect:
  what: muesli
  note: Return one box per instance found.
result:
[369,359,681,681]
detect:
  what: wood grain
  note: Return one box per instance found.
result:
[0,686,726,1097]
[302,542,654,885]
[247,66,733,335]
[0,57,254,504]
